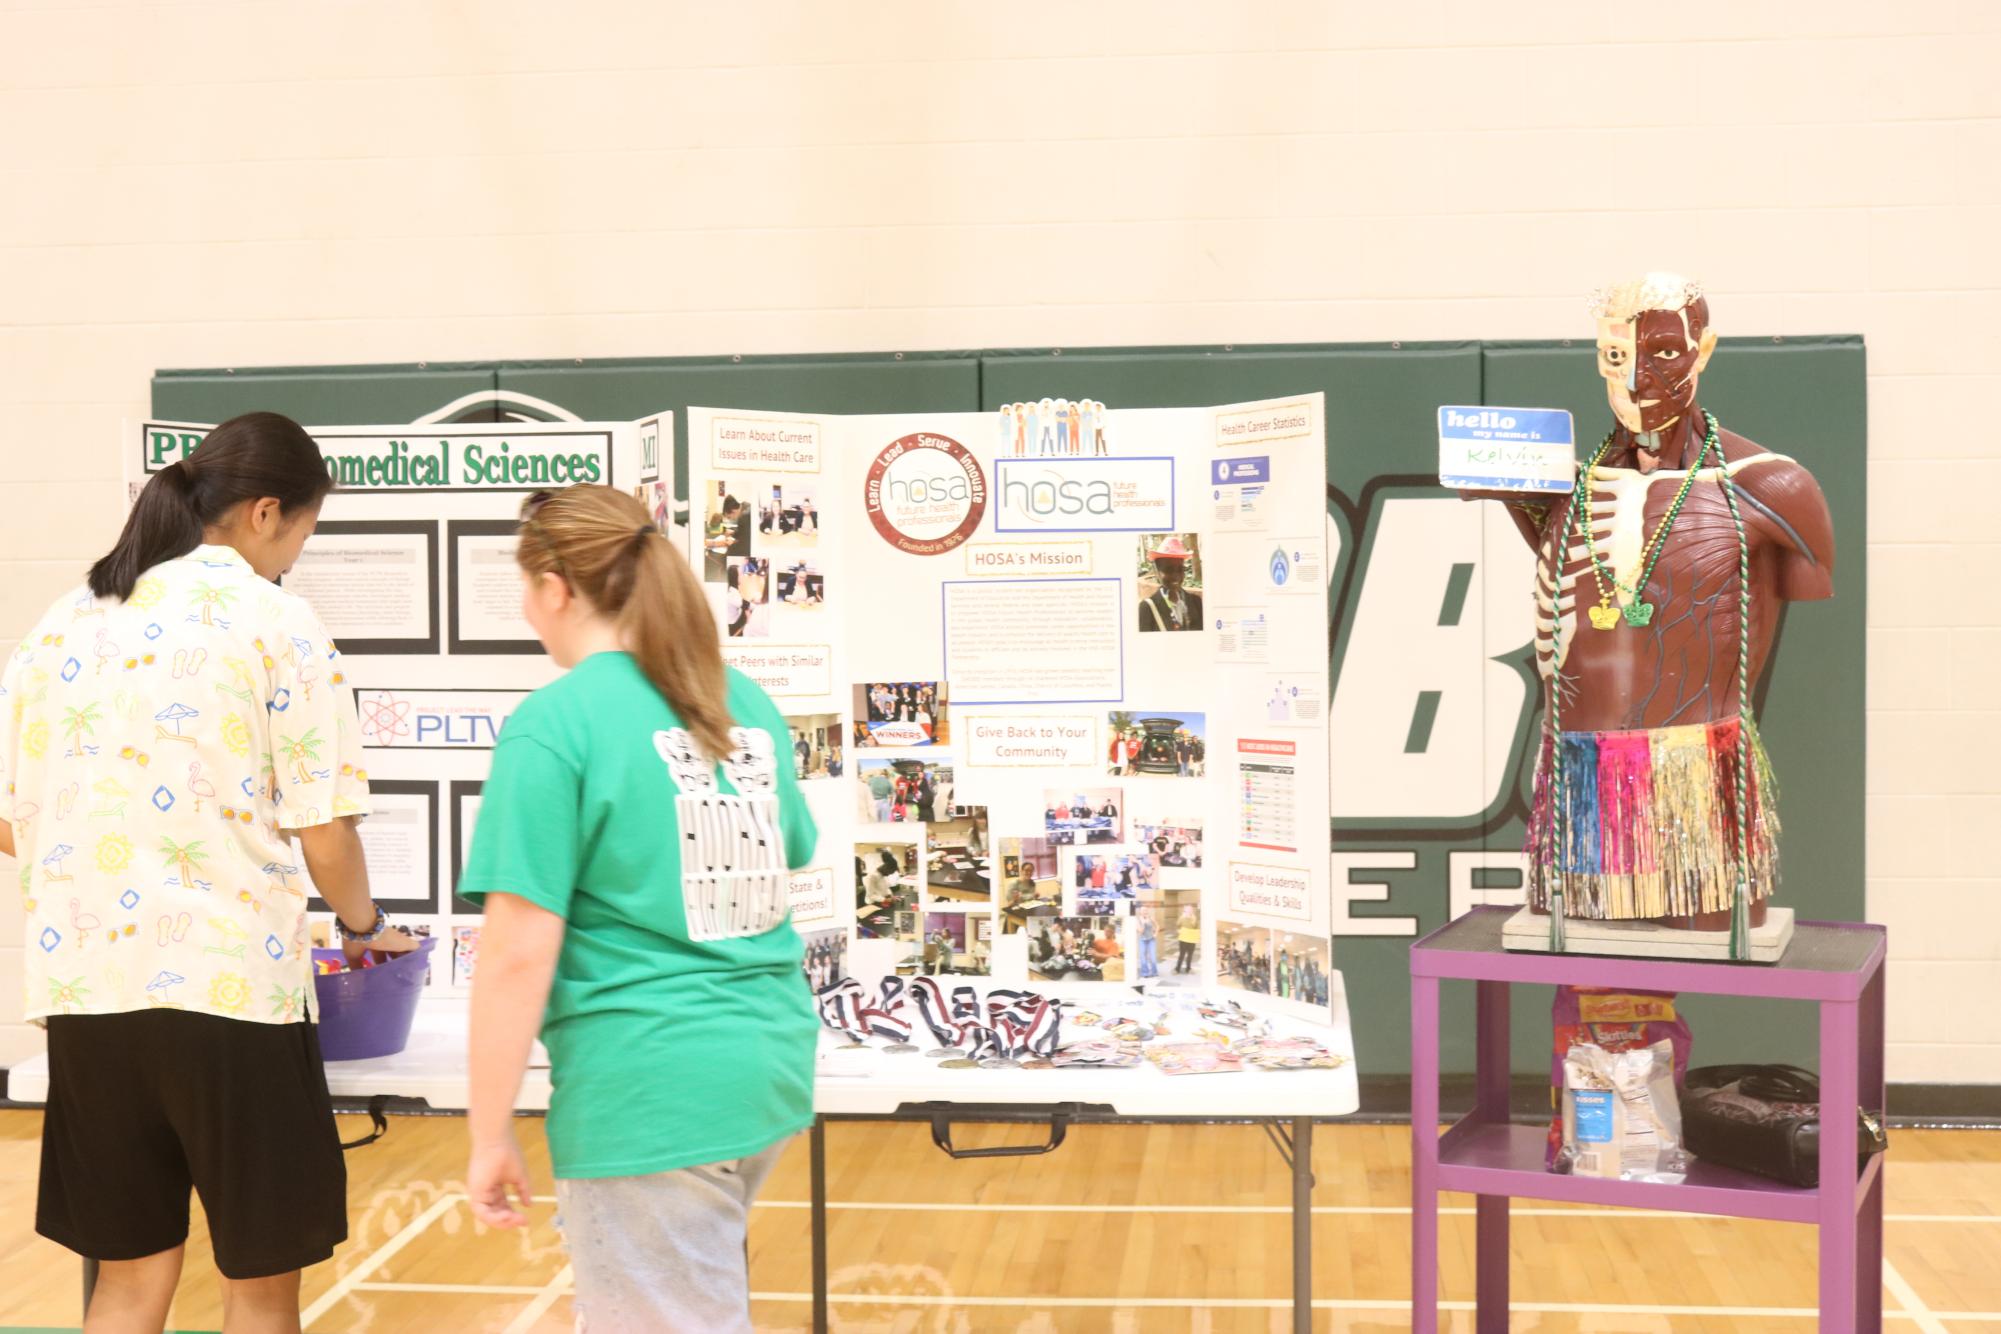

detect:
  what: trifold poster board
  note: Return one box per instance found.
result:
[125,415,675,994]
[687,395,1337,1024]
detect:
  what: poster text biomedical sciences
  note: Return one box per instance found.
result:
[146,428,610,491]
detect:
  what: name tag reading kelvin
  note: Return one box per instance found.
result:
[1436,405,1575,494]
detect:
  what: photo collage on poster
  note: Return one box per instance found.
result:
[685,395,1333,1024]
[701,472,827,638]
[848,683,996,977]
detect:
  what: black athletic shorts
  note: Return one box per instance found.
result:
[38,1009,348,1279]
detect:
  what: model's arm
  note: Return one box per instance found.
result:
[1733,459,1836,601]
[1457,489,1555,551]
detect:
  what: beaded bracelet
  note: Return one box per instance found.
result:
[335,903,391,944]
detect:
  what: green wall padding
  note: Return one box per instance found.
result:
[153,336,1866,1082]
[495,354,981,504]
[154,364,499,427]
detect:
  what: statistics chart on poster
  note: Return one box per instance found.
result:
[686,394,1334,1024]
[1237,738,1300,854]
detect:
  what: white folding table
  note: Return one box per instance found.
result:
[8,979,1358,1334]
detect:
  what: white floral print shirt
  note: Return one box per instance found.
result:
[1,544,370,1024]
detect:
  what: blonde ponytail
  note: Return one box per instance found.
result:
[621,531,735,761]
[517,485,735,761]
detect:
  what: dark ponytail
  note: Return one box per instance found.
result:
[89,411,333,601]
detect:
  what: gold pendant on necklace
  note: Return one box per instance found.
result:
[1588,604,1621,630]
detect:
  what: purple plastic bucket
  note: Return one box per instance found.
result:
[312,937,436,1061]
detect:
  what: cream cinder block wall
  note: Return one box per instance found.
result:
[2,2,1996,1081]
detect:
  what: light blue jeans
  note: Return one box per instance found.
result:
[556,1139,788,1333]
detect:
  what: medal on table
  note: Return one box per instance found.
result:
[815,978,872,1049]
[859,976,919,1053]
[910,975,964,1059]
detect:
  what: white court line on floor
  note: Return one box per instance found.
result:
[301,1191,463,1330]
[354,1282,549,1295]
[1883,1259,1951,1334]
[502,1264,574,1334]
[752,1291,1930,1318]
[762,1294,1816,1314]
[323,1281,2001,1324]
[746,1197,1996,1223]
[326,1205,1984,1326]
[342,1192,1993,1328]
[561,1192,2001,1224]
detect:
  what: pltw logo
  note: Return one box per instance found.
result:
[992,457,1175,533]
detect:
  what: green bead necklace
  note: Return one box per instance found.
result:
[1572,413,1721,629]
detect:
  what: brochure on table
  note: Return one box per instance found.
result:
[685,394,1336,1025]
[125,414,676,995]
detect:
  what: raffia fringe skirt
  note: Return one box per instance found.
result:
[1525,716,1779,920]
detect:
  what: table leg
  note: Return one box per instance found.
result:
[1291,1116,1313,1334]
[1411,973,1441,1334]
[1859,964,1887,1330]
[1858,1146,1885,1332]
[1819,999,1861,1332]
[1475,979,1510,1332]
[811,1115,829,1334]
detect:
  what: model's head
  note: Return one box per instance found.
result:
[1592,272,1716,442]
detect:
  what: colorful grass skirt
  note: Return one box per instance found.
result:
[1525,716,1779,921]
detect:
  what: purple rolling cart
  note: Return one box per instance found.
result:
[1410,907,1887,1332]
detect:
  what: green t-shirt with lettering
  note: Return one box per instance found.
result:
[459,653,819,1179]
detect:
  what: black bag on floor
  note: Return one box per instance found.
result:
[1682,1065,1887,1188]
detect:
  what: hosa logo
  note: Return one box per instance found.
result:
[886,472,973,506]
[993,457,1175,533]
[1002,471,1114,517]
[864,432,987,556]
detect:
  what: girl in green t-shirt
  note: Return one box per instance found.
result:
[463,485,818,1334]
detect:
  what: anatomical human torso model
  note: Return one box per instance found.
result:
[1487,276,1836,953]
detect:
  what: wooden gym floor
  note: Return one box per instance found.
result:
[0,1110,1997,1331]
